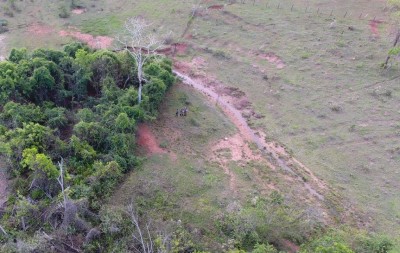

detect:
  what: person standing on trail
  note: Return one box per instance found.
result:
[176,109,179,117]
[184,107,188,116]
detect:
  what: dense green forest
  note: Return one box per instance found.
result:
[0,44,395,252]
[0,44,176,251]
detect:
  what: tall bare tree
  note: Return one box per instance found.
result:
[57,158,67,209]
[118,17,164,104]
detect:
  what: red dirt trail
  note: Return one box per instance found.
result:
[173,61,327,203]
[137,124,166,155]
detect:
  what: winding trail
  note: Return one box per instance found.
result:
[174,70,326,201]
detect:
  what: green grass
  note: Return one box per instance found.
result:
[109,83,238,250]
[80,15,122,36]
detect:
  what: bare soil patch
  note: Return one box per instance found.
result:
[150,43,189,56]
[173,42,188,55]
[137,124,167,155]
[59,28,113,49]
[256,51,286,69]
[28,23,53,35]
[369,20,383,37]
[208,5,224,10]
[72,8,86,15]
[280,239,300,253]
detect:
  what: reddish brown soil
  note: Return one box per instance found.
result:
[174,43,188,55]
[137,124,167,155]
[28,23,53,35]
[59,28,114,49]
[208,5,224,10]
[369,20,383,37]
[281,239,300,253]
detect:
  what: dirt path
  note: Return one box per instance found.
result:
[173,69,327,202]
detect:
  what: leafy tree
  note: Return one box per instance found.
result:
[115,112,135,132]
[8,48,28,63]
[0,61,17,104]
[64,42,90,58]
[1,101,44,128]
[44,106,68,129]
[21,147,58,179]
[315,242,354,253]
[68,135,97,176]
[89,161,122,210]
[252,243,278,253]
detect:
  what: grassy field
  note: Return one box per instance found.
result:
[1,0,400,249]
[181,2,400,241]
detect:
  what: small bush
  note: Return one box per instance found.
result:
[0,26,9,34]
[59,5,70,18]
[213,49,231,60]
[4,7,14,17]
[0,19,8,27]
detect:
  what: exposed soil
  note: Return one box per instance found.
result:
[208,5,224,10]
[137,124,167,155]
[369,20,383,37]
[280,239,301,253]
[71,8,86,14]
[255,51,286,69]
[211,133,262,194]
[59,28,114,49]
[173,43,188,55]
[28,23,53,35]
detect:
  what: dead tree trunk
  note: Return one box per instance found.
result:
[384,29,400,69]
